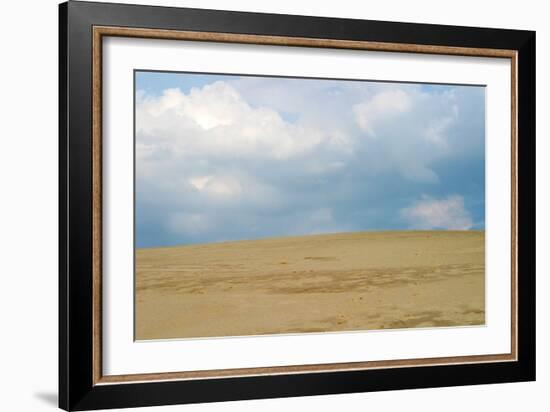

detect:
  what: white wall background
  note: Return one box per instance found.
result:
[0,0,546,411]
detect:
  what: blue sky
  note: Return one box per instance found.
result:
[135,71,485,248]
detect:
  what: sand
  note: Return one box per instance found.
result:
[135,230,485,340]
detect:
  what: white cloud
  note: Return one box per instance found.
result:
[353,89,412,137]
[136,81,351,162]
[351,87,461,183]
[400,195,474,230]
[136,81,472,186]
[189,175,212,191]
[424,106,458,145]
[197,175,242,197]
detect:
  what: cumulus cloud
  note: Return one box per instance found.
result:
[353,89,412,137]
[189,175,242,197]
[400,195,474,230]
[136,81,350,162]
[353,87,461,183]
[135,73,485,247]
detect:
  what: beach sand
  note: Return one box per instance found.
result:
[135,230,485,340]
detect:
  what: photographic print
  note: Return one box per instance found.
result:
[134,71,486,340]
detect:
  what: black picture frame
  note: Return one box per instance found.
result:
[59,1,536,410]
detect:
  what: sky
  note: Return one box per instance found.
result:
[135,71,485,248]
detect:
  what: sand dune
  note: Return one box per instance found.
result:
[135,230,485,340]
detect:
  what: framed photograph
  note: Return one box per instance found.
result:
[59,1,536,410]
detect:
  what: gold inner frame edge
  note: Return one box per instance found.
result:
[91,26,518,385]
